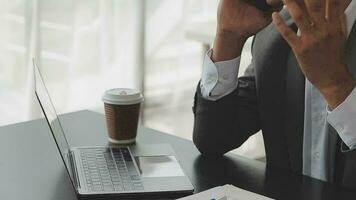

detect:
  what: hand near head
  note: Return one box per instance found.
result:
[272,0,355,109]
[213,0,282,62]
[217,0,281,37]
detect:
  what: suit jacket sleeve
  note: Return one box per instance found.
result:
[192,60,261,156]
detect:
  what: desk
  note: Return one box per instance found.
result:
[1,110,355,200]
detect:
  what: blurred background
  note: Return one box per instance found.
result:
[0,0,265,160]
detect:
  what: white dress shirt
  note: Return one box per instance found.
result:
[200,1,356,181]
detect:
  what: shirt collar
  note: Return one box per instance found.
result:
[346,0,356,37]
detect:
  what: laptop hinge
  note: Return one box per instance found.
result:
[68,151,81,190]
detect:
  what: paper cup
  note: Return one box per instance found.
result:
[102,88,143,144]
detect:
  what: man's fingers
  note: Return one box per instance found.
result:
[283,0,312,33]
[327,0,340,23]
[340,13,347,37]
[305,0,326,23]
[272,12,299,47]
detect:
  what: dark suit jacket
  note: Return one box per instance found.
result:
[192,9,356,189]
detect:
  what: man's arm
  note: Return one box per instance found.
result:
[193,63,261,156]
[192,0,281,156]
[272,0,356,159]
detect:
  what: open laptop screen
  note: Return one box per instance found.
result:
[33,59,74,183]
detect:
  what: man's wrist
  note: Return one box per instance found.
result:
[211,29,247,62]
[321,77,356,110]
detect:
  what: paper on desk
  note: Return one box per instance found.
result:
[177,186,226,200]
[177,184,274,200]
[223,185,273,200]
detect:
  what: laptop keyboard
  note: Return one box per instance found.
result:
[80,147,144,192]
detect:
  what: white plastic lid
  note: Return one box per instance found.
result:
[102,88,144,105]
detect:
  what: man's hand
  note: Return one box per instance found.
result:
[272,0,355,110]
[212,0,282,62]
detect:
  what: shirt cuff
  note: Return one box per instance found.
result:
[327,86,356,149]
[200,49,241,101]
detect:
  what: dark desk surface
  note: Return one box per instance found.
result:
[1,110,355,200]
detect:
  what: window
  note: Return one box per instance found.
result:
[0,0,265,160]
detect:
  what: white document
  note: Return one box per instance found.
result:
[177,184,274,200]
[223,185,274,200]
[177,186,226,200]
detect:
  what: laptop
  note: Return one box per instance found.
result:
[33,60,194,199]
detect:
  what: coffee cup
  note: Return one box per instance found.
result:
[102,88,144,144]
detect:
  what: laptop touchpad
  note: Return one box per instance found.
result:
[135,156,185,178]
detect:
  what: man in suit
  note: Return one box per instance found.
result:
[193,0,356,188]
